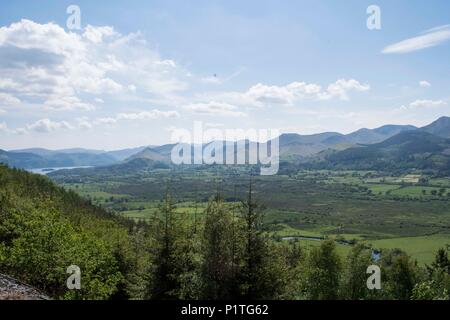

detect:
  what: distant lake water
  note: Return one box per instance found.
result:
[27,166,93,175]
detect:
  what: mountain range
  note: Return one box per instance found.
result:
[129,116,449,162]
[1,116,450,173]
[0,146,147,169]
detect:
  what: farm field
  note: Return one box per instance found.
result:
[53,168,450,265]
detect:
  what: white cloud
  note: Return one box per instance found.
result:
[382,25,450,54]
[319,79,370,101]
[183,102,247,117]
[401,99,447,110]
[218,79,369,107]
[154,59,177,68]
[26,118,73,133]
[83,25,116,44]
[245,83,296,105]
[78,120,93,130]
[94,117,117,125]
[0,92,21,106]
[44,96,95,111]
[419,80,431,88]
[2,108,181,135]
[0,19,188,113]
[116,110,180,120]
[0,122,8,132]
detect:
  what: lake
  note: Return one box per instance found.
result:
[27,166,93,175]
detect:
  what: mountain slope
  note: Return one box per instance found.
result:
[0,149,117,168]
[123,120,442,165]
[420,116,450,138]
[2,146,151,169]
[0,164,135,299]
[319,131,450,174]
[127,145,174,162]
[0,149,47,168]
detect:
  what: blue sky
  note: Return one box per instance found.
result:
[0,0,449,150]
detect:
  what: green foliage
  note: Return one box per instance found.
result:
[1,164,449,300]
[341,244,373,300]
[147,193,180,299]
[412,248,450,300]
[202,194,241,299]
[304,240,342,300]
[0,165,144,300]
[239,184,284,299]
[379,249,420,299]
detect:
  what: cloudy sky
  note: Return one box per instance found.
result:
[0,0,449,150]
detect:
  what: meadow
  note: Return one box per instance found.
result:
[55,168,450,265]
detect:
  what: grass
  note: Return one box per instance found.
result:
[55,168,450,266]
[390,186,442,196]
[366,234,450,265]
[366,184,400,194]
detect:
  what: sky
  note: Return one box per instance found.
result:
[0,0,449,150]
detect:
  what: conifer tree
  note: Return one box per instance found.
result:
[148,192,179,299]
[201,194,239,299]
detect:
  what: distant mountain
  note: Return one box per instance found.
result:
[105,146,148,161]
[277,126,417,159]
[124,119,444,165]
[0,149,117,169]
[2,146,150,169]
[4,116,450,171]
[317,130,450,174]
[127,144,175,163]
[0,150,47,169]
[349,124,417,144]
[10,148,104,156]
[420,116,450,138]
[279,132,343,145]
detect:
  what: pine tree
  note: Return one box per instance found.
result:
[201,193,239,299]
[239,182,276,299]
[148,192,179,299]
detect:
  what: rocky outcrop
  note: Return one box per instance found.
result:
[0,273,49,300]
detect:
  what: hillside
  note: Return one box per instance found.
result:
[126,123,425,164]
[3,117,449,170]
[421,116,450,138]
[0,164,140,299]
[0,149,117,169]
[1,146,149,170]
[318,131,450,174]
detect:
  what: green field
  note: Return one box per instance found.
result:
[53,168,450,265]
[368,235,450,265]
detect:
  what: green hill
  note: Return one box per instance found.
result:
[0,164,141,299]
[421,116,450,138]
[319,131,450,174]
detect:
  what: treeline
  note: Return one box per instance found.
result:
[0,164,139,299]
[0,165,449,300]
[140,190,450,300]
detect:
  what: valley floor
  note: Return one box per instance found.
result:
[50,168,450,265]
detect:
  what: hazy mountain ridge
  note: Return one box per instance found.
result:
[128,119,444,164]
[315,130,450,174]
[2,117,449,172]
[0,146,148,169]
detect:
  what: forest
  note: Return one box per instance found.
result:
[0,164,449,300]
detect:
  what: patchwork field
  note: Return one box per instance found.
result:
[55,168,450,265]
